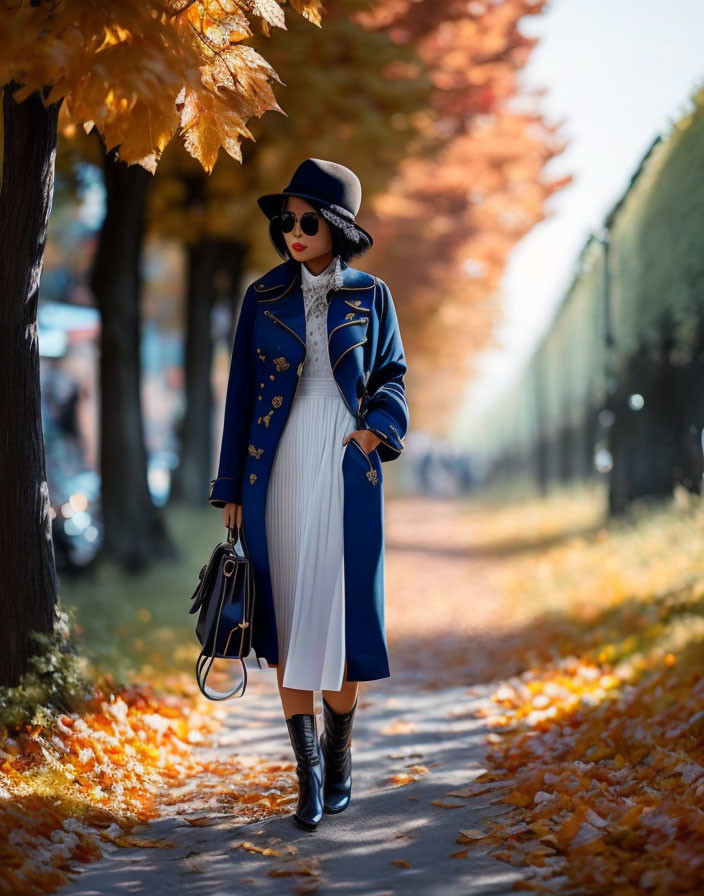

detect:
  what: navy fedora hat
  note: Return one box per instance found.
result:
[257,158,374,256]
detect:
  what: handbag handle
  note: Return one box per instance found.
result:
[196,653,247,700]
[227,522,251,558]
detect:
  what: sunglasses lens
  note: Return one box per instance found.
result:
[279,211,296,233]
[300,214,319,236]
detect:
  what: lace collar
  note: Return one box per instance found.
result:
[300,256,344,292]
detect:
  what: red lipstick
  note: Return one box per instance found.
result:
[292,243,306,251]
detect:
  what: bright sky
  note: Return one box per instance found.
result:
[452,0,704,442]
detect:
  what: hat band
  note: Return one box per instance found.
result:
[281,188,357,223]
[324,202,357,223]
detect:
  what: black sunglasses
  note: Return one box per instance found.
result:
[276,210,320,236]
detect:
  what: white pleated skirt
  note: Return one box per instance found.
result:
[265,374,357,691]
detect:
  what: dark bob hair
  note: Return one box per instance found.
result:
[269,196,373,263]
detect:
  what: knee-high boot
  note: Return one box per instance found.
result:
[285,713,325,830]
[320,696,357,813]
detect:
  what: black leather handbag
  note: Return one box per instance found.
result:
[188,524,257,700]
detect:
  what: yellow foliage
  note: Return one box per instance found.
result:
[467,488,704,892]
[0,0,323,173]
[0,674,298,894]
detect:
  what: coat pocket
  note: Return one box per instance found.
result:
[347,437,381,486]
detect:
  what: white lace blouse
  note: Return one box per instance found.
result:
[300,256,344,378]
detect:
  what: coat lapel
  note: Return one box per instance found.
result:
[255,260,306,349]
[327,264,375,372]
[254,258,376,368]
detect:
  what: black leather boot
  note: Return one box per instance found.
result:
[320,696,357,813]
[285,713,325,830]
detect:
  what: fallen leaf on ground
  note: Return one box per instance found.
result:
[236,840,282,857]
[457,828,488,843]
[431,800,465,809]
[185,816,219,826]
[99,833,178,848]
[380,720,416,735]
[268,856,322,878]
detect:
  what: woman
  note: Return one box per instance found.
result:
[209,158,409,830]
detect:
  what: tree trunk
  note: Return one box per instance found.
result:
[674,309,704,494]
[170,236,220,506]
[609,346,673,514]
[89,140,175,571]
[0,82,60,686]
[171,238,246,506]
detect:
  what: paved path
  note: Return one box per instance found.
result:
[60,666,527,896]
[60,497,533,895]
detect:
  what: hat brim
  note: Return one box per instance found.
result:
[257,191,332,221]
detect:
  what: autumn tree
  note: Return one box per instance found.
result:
[0,0,322,687]
[354,0,572,432]
[149,0,431,504]
[145,144,256,509]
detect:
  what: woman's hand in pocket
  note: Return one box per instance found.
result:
[342,430,381,456]
[223,502,243,530]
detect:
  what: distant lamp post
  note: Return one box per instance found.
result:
[592,227,618,480]
[593,226,617,396]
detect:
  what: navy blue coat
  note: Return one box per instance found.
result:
[209,257,409,681]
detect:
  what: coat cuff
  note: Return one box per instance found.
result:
[362,408,406,460]
[208,476,242,508]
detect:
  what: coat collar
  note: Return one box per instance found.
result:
[253,257,375,302]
